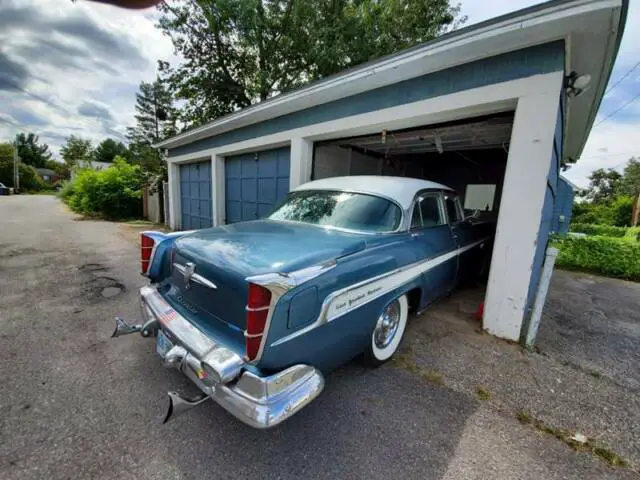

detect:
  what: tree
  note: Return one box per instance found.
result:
[0,142,44,191]
[619,157,640,198]
[581,168,623,203]
[93,138,129,164]
[60,135,93,167]
[126,79,177,174]
[157,0,464,128]
[15,133,52,168]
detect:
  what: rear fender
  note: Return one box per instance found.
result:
[144,230,194,282]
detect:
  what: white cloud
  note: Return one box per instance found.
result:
[0,0,174,156]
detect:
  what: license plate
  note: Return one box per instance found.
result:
[156,329,174,357]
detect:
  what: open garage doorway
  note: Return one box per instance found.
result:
[312,112,515,290]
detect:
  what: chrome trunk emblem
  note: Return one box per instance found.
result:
[182,262,196,289]
[173,262,218,290]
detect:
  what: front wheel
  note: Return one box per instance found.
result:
[364,294,409,366]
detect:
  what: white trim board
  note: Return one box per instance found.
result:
[167,72,560,165]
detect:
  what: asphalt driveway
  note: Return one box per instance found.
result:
[0,196,638,480]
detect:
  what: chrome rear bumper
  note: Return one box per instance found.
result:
[134,285,324,429]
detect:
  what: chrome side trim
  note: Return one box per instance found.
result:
[271,237,491,347]
[246,305,270,312]
[173,263,218,290]
[244,260,337,364]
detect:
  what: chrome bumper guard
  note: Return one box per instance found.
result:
[135,285,324,429]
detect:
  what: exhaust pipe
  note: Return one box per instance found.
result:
[162,391,210,424]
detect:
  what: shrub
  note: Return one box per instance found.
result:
[57,179,77,200]
[65,157,143,219]
[570,223,628,237]
[0,159,45,192]
[551,235,640,281]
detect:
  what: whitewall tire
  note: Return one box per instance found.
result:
[365,294,408,366]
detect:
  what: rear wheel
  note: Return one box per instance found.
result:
[365,294,408,366]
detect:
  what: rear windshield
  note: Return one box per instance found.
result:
[268,190,402,233]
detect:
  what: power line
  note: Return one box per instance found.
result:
[2,78,68,114]
[605,60,640,95]
[578,150,640,161]
[593,91,640,128]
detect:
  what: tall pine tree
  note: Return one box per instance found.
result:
[126,79,177,175]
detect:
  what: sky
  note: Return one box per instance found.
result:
[0,0,638,187]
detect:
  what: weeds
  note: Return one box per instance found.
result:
[515,411,631,469]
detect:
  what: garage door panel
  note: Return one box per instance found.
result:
[276,178,289,200]
[257,202,274,218]
[241,156,258,176]
[179,161,213,230]
[257,179,277,203]
[241,178,258,201]
[226,178,241,201]
[226,201,242,224]
[242,202,257,221]
[225,147,290,224]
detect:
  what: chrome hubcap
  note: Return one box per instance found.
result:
[374,300,401,349]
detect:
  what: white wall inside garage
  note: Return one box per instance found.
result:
[166,70,564,342]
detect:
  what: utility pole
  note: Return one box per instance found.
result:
[13,133,20,192]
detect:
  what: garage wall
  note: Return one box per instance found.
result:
[168,42,564,158]
[313,145,382,179]
[525,99,564,315]
[551,178,575,233]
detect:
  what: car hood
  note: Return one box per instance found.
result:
[174,220,367,277]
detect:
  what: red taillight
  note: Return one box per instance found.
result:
[140,233,155,275]
[245,283,272,361]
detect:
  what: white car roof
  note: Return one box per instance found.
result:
[293,176,453,210]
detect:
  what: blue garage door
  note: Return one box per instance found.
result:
[180,161,212,230]
[225,147,290,224]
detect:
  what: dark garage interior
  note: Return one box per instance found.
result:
[312,113,514,223]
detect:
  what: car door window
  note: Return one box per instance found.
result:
[445,195,462,224]
[411,195,444,228]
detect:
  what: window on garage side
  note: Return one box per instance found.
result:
[411,194,445,228]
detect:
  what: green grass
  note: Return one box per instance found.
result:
[476,385,492,401]
[516,411,631,469]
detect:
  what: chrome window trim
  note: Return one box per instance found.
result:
[267,189,406,234]
[443,193,464,225]
[244,260,337,364]
[407,190,447,230]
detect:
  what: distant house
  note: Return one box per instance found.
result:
[71,160,112,180]
[34,168,61,184]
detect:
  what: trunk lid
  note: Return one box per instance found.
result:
[163,220,366,337]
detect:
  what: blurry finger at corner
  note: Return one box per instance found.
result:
[84,0,162,9]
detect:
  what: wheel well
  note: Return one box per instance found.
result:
[406,287,422,313]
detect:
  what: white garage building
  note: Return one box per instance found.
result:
[156,0,627,342]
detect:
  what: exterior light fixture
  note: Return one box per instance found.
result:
[565,71,591,97]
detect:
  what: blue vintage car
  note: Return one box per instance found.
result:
[114,176,494,428]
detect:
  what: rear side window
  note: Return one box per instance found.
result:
[445,195,462,223]
[411,195,444,228]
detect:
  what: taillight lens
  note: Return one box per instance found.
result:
[140,233,155,275]
[245,283,272,361]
